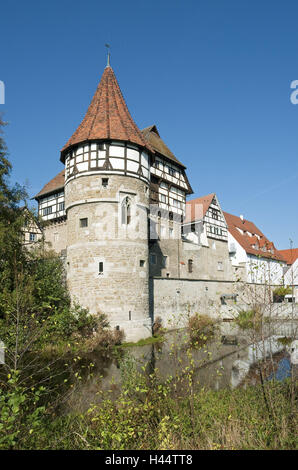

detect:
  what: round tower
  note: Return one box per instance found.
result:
[60,65,153,342]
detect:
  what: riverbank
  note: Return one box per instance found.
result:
[1,323,297,450]
[7,367,296,450]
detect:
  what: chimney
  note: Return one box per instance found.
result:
[240,214,244,223]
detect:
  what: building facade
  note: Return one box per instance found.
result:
[279,248,298,299]
[33,63,287,340]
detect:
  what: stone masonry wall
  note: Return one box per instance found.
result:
[65,173,152,342]
[43,219,67,254]
[151,277,285,329]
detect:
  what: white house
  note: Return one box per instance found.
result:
[279,248,298,299]
[224,212,286,285]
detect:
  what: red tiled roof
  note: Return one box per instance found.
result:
[61,66,153,161]
[34,169,65,199]
[224,211,285,262]
[141,125,186,168]
[278,248,298,265]
[184,193,215,223]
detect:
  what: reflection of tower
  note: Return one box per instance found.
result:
[60,64,153,342]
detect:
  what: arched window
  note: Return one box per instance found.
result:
[121,197,131,225]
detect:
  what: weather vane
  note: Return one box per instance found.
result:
[105,43,111,67]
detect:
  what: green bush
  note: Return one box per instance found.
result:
[12,365,296,450]
[0,371,45,450]
[41,304,99,343]
[273,286,292,297]
[188,314,216,346]
[235,309,263,331]
[273,286,292,303]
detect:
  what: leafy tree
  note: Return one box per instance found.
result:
[0,116,29,298]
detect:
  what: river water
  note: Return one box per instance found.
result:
[65,319,297,413]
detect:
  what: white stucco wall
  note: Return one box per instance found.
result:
[227,232,285,285]
[246,255,285,285]
[227,232,247,266]
[284,259,298,299]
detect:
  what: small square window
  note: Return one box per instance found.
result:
[80,218,88,228]
[29,233,36,242]
[140,260,145,267]
[102,178,109,188]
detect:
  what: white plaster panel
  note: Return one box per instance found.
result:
[141,152,149,168]
[77,162,89,172]
[127,148,139,161]
[127,160,139,172]
[110,158,125,170]
[110,145,125,158]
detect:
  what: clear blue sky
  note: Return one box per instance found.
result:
[1,0,298,249]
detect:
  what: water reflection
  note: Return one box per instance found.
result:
[66,321,297,412]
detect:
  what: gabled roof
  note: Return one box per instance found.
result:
[224,211,285,262]
[34,169,65,199]
[278,248,298,265]
[184,193,216,223]
[141,125,186,168]
[61,66,153,162]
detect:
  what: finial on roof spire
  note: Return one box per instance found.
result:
[105,43,111,67]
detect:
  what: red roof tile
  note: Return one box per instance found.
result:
[184,193,215,223]
[61,66,153,161]
[278,248,298,265]
[34,169,65,199]
[141,125,186,168]
[224,212,285,262]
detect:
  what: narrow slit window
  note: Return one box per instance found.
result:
[99,262,104,274]
[188,259,193,273]
[121,197,131,225]
[217,261,223,271]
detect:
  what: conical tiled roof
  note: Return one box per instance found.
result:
[61,66,153,162]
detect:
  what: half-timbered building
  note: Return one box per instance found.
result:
[32,60,287,340]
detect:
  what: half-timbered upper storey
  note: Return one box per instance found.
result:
[35,66,193,222]
[34,170,66,222]
[142,125,192,217]
[183,193,228,245]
